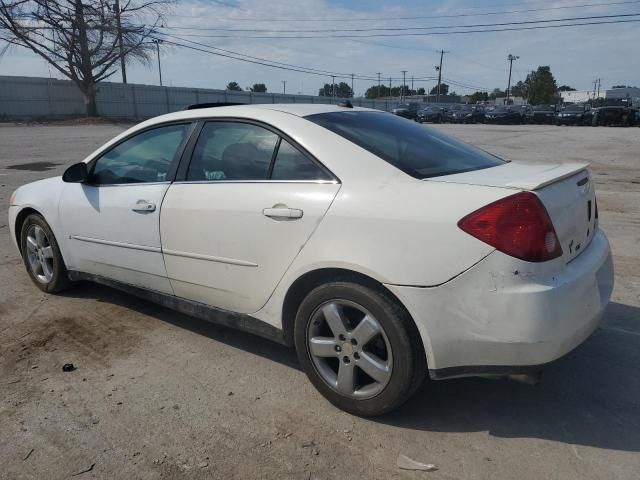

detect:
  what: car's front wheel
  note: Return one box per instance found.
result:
[294,281,425,416]
[20,213,70,293]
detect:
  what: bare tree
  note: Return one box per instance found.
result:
[0,0,170,116]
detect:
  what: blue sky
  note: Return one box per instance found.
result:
[1,0,638,95]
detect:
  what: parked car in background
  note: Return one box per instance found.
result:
[8,104,614,417]
[555,103,593,126]
[444,104,485,124]
[527,105,557,124]
[592,98,637,126]
[417,105,445,123]
[484,105,524,124]
[391,102,421,120]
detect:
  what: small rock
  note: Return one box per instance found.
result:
[312,449,319,456]
[31,365,38,370]
[117,401,123,406]
[227,391,234,396]
[172,404,179,410]
[62,363,76,372]
[198,461,209,469]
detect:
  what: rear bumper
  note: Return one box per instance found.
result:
[387,229,614,378]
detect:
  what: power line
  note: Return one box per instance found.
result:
[156,36,460,88]
[157,33,442,82]
[155,17,640,39]
[161,12,640,33]
[168,0,640,23]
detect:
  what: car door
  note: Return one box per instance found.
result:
[59,122,193,294]
[160,120,341,314]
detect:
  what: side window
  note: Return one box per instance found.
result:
[271,140,331,181]
[187,122,278,181]
[92,124,189,184]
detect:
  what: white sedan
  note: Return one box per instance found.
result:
[8,104,614,416]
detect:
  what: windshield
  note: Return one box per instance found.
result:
[306,111,504,179]
[396,104,409,109]
[491,106,509,113]
[533,105,554,111]
[564,104,585,111]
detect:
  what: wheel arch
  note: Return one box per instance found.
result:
[280,267,428,365]
[13,207,42,254]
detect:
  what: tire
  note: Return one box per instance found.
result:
[20,213,70,293]
[294,281,426,416]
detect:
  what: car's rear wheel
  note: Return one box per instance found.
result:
[294,281,425,416]
[20,214,70,293]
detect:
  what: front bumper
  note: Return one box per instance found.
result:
[8,205,20,252]
[387,229,614,378]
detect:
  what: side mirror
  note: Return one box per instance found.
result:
[62,162,89,183]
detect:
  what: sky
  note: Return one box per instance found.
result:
[1,0,638,96]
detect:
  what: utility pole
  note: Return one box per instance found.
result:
[411,76,414,94]
[506,54,519,104]
[593,78,598,100]
[282,80,286,95]
[376,72,382,98]
[114,0,126,83]
[331,75,336,98]
[597,78,601,99]
[350,73,354,98]
[401,70,407,101]
[153,39,162,86]
[388,77,391,98]
[435,49,449,103]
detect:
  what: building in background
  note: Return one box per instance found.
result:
[606,86,640,104]
[560,90,596,103]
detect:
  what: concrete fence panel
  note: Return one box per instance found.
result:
[0,75,397,120]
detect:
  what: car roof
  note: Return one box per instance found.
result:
[150,103,378,124]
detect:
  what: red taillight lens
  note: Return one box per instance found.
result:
[458,192,562,262]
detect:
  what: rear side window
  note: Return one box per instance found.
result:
[187,122,278,181]
[271,140,331,181]
[306,111,504,179]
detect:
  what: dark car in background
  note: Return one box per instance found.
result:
[444,104,485,124]
[484,105,524,124]
[592,98,637,126]
[391,102,421,120]
[417,105,445,123]
[526,104,557,124]
[555,103,593,126]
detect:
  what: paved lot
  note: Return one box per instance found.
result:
[1,122,639,480]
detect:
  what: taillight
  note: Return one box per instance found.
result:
[458,192,562,262]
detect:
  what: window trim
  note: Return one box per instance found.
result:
[85,120,197,187]
[175,117,340,184]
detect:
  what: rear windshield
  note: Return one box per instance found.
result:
[306,111,504,179]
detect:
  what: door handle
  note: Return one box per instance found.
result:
[262,207,303,219]
[132,200,156,213]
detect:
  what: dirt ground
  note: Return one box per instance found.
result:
[1,122,639,480]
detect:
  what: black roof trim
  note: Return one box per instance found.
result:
[186,102,245,110]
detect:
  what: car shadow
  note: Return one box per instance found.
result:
[65,281,300,370]
[376,301,640,452]
[65,282,640,452]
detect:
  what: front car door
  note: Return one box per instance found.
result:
[59,122,193,294]
[160,120,340,314]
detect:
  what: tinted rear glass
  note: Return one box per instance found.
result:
[306,111,504,179]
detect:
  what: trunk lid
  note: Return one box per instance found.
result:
[430,162,597,263]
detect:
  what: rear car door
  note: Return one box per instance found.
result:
[59,122,193,294]
[160,120,340,314]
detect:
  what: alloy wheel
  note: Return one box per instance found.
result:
[307,300,393,399]
[25,224,54,283]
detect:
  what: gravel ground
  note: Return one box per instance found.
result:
[0,122,639,480]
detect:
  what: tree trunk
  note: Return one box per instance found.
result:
[81,82,98,117]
